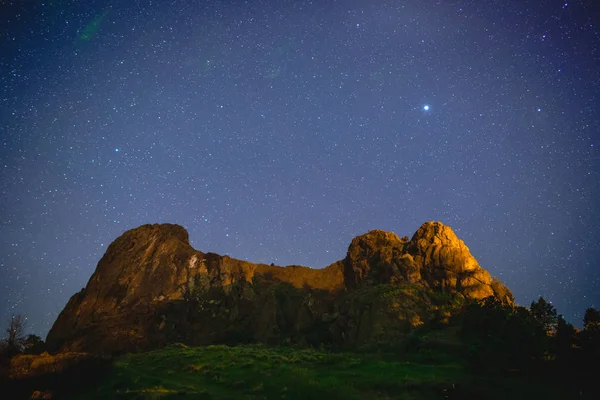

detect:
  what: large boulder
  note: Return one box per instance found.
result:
[343,230,416,288]
[342,222,502,300]
[405,221,495,299]
[47,221,511,353]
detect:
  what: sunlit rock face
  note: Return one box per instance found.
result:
[46,224,345,353]
[46,224,201,353]
[47,221,511,354]
[406,221,495,299]
[342,222,502,300]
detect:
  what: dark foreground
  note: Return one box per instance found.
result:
[4,341,592,400]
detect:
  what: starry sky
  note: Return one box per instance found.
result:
[1,0,599,337]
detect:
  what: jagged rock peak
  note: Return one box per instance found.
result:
[406,221,495,298]
[407,221,481,272]
[351,229,406,244]
[410,221,468,248]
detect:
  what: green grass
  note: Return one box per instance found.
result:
[67,339,584,400]
[73,344,464,400]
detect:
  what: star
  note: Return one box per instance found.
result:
[0,0,597,337]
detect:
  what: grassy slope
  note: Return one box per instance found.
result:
[77,344,463,400]
[70,337,572,400]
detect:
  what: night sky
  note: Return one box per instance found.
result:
[1,0,599,337]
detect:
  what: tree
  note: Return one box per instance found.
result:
[22,334,45,355]
[503,306,547,365]
[581,307,600,357]
[459,296,547,370]
[1,314,27,364]
[530,297,558,335]
[5,314,26,352]
[553,315,577,361]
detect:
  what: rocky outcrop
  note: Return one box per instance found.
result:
[343,230,414,288]
[405,222,495,298]
[46,222,511,353]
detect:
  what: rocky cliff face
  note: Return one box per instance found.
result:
[406,222,497,299]
[47,222,511,353]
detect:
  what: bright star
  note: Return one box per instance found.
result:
[423,105,430,111]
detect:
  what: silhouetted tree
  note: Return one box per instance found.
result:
[530,297,558,334]
[460,296,511,368]
[553,315,577,362]
[22,334,45,355]
[581,307,600,357]
[504,305,547,364]
[0,314,27,372]
[4,314,26,352]
[460,296,546,370]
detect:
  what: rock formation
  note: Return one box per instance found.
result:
[46,222,512,354]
